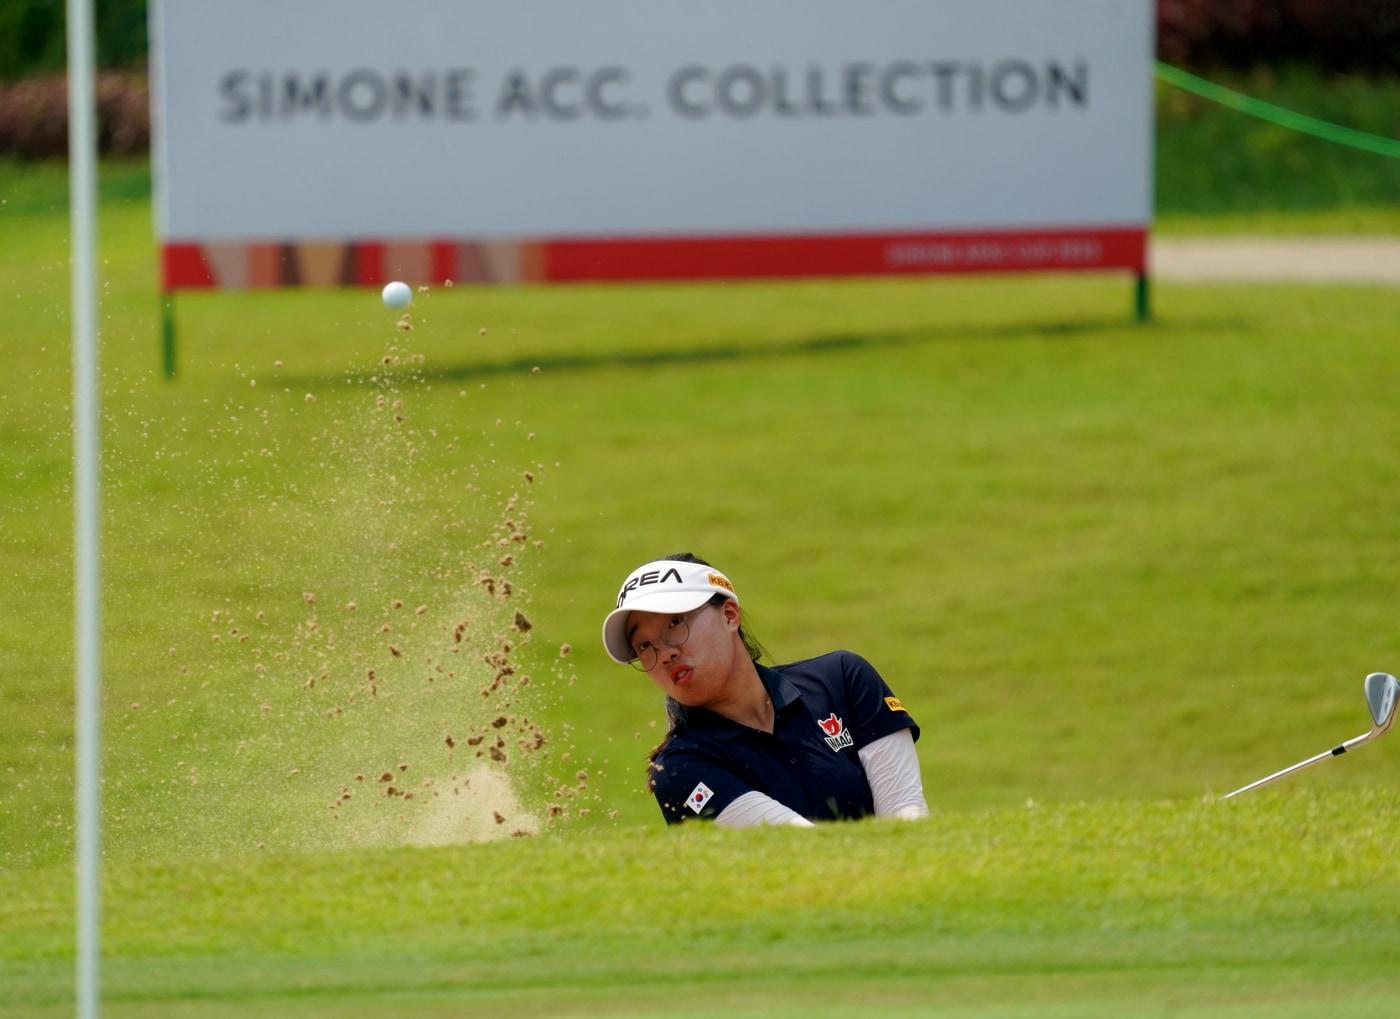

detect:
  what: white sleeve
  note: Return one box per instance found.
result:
[858,729,929,819]
[715,790,816,828]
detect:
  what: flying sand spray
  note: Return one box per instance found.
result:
[111,285,600,858]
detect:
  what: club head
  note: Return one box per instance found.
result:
[1364,672,1398,734]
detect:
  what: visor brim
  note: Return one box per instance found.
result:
[600,590,727,663]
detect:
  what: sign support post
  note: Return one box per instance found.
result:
[162,295,177,378]
[1135,273,1151,322]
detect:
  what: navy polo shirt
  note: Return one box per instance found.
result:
[648,650,919,824]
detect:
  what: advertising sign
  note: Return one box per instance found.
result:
[151,0,1153,289]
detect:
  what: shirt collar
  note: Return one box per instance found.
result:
[758,662,804,712]
[681,662,803,740]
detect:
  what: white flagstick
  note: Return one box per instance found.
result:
[66,0,102,1016]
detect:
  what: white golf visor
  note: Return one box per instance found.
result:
[601,559,739,664]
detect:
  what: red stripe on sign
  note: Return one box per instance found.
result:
[355,243,386,286]
[159,228,1146,291]
[541,228,1146,282]
[430,241,456,284]
[163,244,216,290]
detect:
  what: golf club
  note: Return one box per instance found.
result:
[1223,672,1398,799]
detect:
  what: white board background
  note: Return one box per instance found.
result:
[152,0,1153,242]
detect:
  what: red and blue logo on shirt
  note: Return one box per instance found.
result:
[817,713,854,752]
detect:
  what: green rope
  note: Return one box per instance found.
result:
[1154,61,1400,160]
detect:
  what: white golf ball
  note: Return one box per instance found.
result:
[381,281,413,310]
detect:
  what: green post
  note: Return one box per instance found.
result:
[1134,272,1151,323]
[161,294,176,378]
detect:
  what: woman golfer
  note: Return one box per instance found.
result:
[602,555,928,827]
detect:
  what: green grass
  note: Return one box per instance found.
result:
[4,792,1399,1016]
[3,130,1400,1015]
[1155,66,1400,226]
[1155,206,1400,235]
[7,193,1400,861]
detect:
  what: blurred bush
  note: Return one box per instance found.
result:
[0,71,147,156]
[1,2,1396,80]
[1157,1,1399,73]
[0,0,146,80]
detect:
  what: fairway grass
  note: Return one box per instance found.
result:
[3,792,1399,1016]
[7,198,1400,862]
[4,158,1399,1015]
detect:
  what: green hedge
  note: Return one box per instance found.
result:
[0,0,146,81]
[1159,0,1400,74]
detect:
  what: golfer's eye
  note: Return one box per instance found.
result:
[632,639,654,658]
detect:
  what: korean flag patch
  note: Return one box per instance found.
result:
[686,782,714,814]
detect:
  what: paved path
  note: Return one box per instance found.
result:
[1150,237,1400,285]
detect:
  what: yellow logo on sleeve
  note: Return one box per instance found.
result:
[884,696,906,713]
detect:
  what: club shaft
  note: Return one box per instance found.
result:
[1223,730,1371,799]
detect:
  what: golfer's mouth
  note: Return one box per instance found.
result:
[670,665,694,686]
